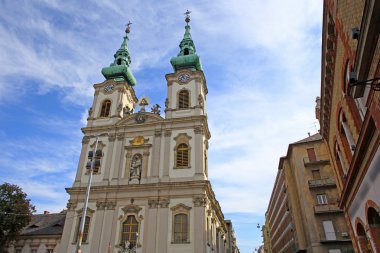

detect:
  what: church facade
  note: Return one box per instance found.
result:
[58,16,235,253]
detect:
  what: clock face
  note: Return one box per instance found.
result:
[104,84,114,92]
[178,73,190,83]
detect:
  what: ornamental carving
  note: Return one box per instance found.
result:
[159,199,170,208]
[96,201,107,210]
[66,200,77,211]
[134,112,146,124]
[164,130,172,137]
[82,136,90,144]
[154,129,162,137]
[108,134,116,142]
[117,133,125,140]
[170,203,192,212]
[194,126,204,134]
[193,196,207,207]
[148,199,159,208]
[122,204,142,214]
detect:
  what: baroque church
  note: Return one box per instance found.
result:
[51,14,237,253]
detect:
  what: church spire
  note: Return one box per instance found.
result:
[101,22,137,86]
[170,10,203,71]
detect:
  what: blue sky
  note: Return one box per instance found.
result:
[0,1,323,252]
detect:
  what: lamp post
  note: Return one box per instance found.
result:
[76,134,106,253]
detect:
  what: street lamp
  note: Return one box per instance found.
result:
[76,133,107,253]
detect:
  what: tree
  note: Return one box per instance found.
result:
[0,183,35,252]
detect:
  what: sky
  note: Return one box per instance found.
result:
[0,0,323,252]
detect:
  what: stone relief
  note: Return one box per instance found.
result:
[88,107,93,117]
[123,105,134,116]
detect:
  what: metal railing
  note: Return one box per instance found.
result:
[303,154,330,165]
[308,177,336,188]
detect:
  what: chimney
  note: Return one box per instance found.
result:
[44,211,50,215]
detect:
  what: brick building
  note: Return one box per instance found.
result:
[319,0,380,252]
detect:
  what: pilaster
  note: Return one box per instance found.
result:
[193,196,207,253]
[145,200,158,253]
[150,130,162,180]
[74,137,90,186]
[157,199,170,253]
[162,129,172,179]
[103,134,116,182]
[111,134,125,184]
[194,126,205,177]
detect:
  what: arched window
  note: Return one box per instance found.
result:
[100,100,111,117]
[121,215,139,247]
[75,216,91,243]
[357,222,373,253]
[178,90,190,109]
[367,207,380,250]
[184,48,189,55]
[339,110,355,155]
[176,143,189,167]
[174,213,188,243]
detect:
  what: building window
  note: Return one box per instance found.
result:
[307,148,317,162]
[339,110,355,154]
[100,100,112,117]
[15,250,21,253]
[86,149,102,174]
[121,215,139,247]
[75,216,91,243]
[176,143,189,167]
[317,194,328,205]
[174,213,188,243]
[178,90,190,109]
[31,250,37,253]
[323,220,336,240]
[47,249,54,253]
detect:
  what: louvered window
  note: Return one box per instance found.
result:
[178,90,189,109]
[76,216,90,243]
[176,144,189,167]
[100,100,111,117]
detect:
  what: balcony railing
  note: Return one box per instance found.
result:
[308,177,336,188]
[314,203,343,214]
[320,231,352,242]
[303,155,330,166]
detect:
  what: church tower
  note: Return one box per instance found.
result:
[60,13,229,253]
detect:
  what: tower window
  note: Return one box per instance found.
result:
[184,48,189,55]
[174,213,188,243]
[100,100,111,117]
[75,216,91,243]
[117,58,122,65]
[178,90,190,109]
[176,143,189,167]
[121,215,139,247]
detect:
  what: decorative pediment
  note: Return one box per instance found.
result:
[76,207,95,214]
[122,204,142,214]
[170,203,192,212]
[116,112,164,126]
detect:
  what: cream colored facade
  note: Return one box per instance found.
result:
[266,134,353,253]
[56,24,232,253]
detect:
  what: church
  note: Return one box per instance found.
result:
[45,13,238,253]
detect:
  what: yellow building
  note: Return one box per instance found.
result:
[266,134,353,253]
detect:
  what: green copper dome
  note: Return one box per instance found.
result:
[101,25,137,86]
[170,24,203,71]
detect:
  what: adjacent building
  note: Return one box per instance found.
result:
[319,0,380,252]
[266,134,353,253]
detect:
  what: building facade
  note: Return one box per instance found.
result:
[53,16,235,253]
[266,134,353,253]
[319,0,380,252]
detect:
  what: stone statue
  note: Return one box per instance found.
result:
[130,155,142,181]
[88,107,93,117]
[119,241,136,253]
[123,105,134,116]
[165,98,169,110]
[151,104,161,115]
[198,94,204,108]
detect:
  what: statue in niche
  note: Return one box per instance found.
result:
[130,154,142,182]
[151,104,161,115]
[165,98,169,110]
[123,105,134,116]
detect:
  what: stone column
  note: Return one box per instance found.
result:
[194,126,205,177]
[141,149,150,179]
[124,152,133,181]
[193,196,207,253]
[157,199,170,253]
[74,137,90,186]
[144,200,158,253]
[162,130,172,180]
[103,134,116,182]
[59,201,77,252]
[111,134,125,183]
[150,130,162,180]
[100,202,116,253]
[90,202,106,252]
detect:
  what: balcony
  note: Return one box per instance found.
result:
[314,203,343,214]
[320,232,352,243]
[303,155,330,167]
[308,177,336,188]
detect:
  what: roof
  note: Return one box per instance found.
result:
[20,213,66,236]
[292,133,322,145]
